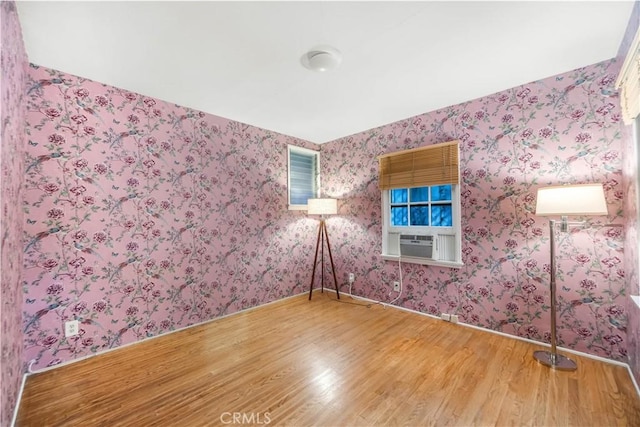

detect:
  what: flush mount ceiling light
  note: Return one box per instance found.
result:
[301,46,342,72]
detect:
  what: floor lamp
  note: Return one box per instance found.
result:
[534,183,608,370]
[307,198,340,300]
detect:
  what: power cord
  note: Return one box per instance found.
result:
[388,257,403,305]
[323,290,372,308]
[348,277,355,299]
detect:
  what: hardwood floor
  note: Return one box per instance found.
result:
[16,292,640,426]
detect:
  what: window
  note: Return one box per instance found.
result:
[389,185,453,227]
[615,27,639,125]
[379,141,462,267]
[288,145,319,210]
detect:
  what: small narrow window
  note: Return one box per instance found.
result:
[288,145,320,210]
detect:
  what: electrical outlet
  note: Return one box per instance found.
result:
[450,314,459,324]
[65,320,79,337]
[393,281,400,292]
[348,273,355,284]
[440,313,451,321]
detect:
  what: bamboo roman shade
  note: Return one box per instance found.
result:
[378,140,459,190]
[616,27,640,125]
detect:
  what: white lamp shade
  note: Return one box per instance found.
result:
[307,198,337,215]
[535,183,608,216]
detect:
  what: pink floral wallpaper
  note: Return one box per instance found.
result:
[321,58,628,362]
[23,65,321,371]
[1,1,27,425]
[620,0,640,387]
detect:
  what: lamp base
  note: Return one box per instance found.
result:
[533,350,577,371]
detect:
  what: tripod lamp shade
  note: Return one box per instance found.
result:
[535,184,608,216]
[307,198,337,215]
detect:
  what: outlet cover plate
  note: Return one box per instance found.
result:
[393,281,400,292]
[65,320,79,337]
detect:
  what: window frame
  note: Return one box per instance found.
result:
[287,145,320,211]
[381,184,463,268]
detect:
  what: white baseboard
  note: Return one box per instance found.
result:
[11,373,27,427]
[627,364,640,399]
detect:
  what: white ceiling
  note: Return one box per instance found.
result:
[16,1,635,144]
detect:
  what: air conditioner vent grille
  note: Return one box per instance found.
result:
[399,234,437,259]
[399,234,431,241]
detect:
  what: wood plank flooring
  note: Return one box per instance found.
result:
[16,292,640,426]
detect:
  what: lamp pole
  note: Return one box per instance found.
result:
[307,199,340,301]
[533,218,577,371]
[308,218,340,300]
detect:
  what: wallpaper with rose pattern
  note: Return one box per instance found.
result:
[1,1,27,425]
[322,58,628,362]
[23,65,321,370]
[20,53,635,372]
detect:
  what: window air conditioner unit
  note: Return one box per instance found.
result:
[399,234,438,260]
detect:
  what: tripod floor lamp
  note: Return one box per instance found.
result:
[534,183,608,371]
[307,198,340,300]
